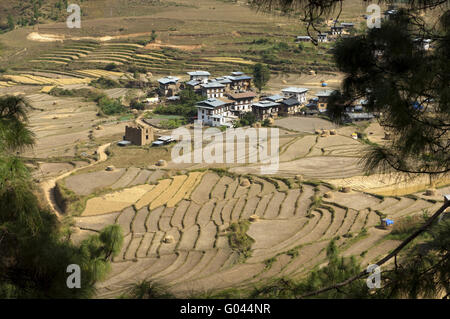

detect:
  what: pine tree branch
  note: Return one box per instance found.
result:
[298,200,450,298]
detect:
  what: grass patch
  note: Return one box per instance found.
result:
[387,214,428,241]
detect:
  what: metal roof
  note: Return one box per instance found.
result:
[265,94,284,102]
[186,80,201,86]
[196,98,231,109]
[158,76,179,85]
[282,87,309,94]
[201,82,225,89]
[228,75,253,81]
[316,90,336,97]
[188,71,211,76]
[281,97,301,106]
[253,100,280,108]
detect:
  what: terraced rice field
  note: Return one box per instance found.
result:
[68,170,443,298]
[3,74,92,86]
[26,39,259,73]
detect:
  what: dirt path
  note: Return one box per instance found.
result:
[40,143,111,218]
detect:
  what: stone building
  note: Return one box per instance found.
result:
[124,124,154,146]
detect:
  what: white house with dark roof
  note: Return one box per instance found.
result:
[318,33,328,43]
[158,76,180,96]
[296,36,312,42]
[201,82,226,99]
[281,87,309,104]
[226,91,257,113]
[330,25,344,35]
[188,71,211,84]
[196,98,237,127]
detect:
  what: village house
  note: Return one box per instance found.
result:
[124,124,154,146]
[226,91,257,114]
[330,25,344,36]
[214,77,233,91]
[279,97,301,116]
[158,76,180,97]
[316,89,336,112]
[252,100,280,121]
[227,73,253,91]
[187,71,211,84]
[296,36,312,42]
[281,87,309,104]
[201,82,226,98]
[318,33,329,43]
[196,98,237,128]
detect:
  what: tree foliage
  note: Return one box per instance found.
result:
[327,9,449,176]
[253,63,271,92]
[0,95,123,298]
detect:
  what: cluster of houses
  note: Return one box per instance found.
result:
[296,21,355,44]
[156,70,349,128]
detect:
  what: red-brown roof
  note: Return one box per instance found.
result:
[227,91,257,100]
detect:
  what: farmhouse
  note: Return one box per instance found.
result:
[252,100,280,121]
[188,71,211,84]
[316,89,336,112]
[227,73,253,91]
[330,25,344,35]
[196,98,237,127]
[158,76,180,97]
[318,33,328,43]
[201,81,226,98]
[281,87,309,104]
[226,91,257,114]
[214,77,233,91]
[279,97,301,116]
[296,36,312,42]
[124,124,154,146]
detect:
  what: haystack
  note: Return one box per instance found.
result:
[249,215,260,222]
[156,160,167,167]
[321,130,330,137]
[240,179,251,187]
[163,235,175,244]
[324,192,334,199]
[425,189,437,196]
[105,165,116,172]
[341,186,352,193]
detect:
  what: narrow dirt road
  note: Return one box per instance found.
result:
[40,143,111,218]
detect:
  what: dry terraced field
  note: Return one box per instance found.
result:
[68,170,445,298]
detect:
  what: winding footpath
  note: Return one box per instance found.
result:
[41,143,111,218]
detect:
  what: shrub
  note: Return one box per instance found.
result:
[90,76,120,89]
[98,97,126,115]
